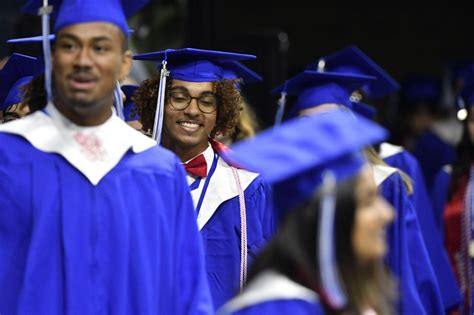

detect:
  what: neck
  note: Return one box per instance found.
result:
[162,139,209,162]
[53,96,113,127]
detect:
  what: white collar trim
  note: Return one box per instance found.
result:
[371,163,398,187]
[0,103,156,185]
[190,145,259,230]
[218,270,318,314]
[378,142,404,159]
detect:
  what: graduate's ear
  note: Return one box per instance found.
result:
[119,50,133,82]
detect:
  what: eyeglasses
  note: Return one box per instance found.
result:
[168,91,218,114]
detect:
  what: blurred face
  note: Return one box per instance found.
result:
[53,22,132,125]
[161,79,217,161]
[298,103,341,117]
[352,167,395,263]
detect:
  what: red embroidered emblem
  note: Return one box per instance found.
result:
[73,132,106,161]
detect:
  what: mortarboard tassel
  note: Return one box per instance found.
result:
[39,0,53,104]
[317,171,347,310]
[114,81,125,120]
[274,81,288,127]
[152,51,170,142]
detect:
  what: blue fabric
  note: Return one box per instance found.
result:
[270,71,375,118]
[0,53,38,111]
[224,298,326,315]
[384,150,462,311]
[381,172,444,315]
[3,76,32,110]
[224,110,388,217]
[413,130,457,191]
[133,48,256,83]
[0,133,213,315]
[201,175,276,310]
[305,45,400,99]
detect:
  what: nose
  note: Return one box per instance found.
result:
[183,98,200,116]
[378,196,395,224]
[74,47,93,69]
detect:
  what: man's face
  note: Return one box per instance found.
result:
[162,79,217,159]
[53,22,132,116]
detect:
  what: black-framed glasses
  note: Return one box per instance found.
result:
[168,91,218,114]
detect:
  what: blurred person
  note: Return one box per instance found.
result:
[219,109,395,315]
[0,0,213,314]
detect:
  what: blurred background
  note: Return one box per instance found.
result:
[2,2,473,148]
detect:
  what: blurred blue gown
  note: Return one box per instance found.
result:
[374,164,444,315]
[413,130,457,191]
[380,143,462,311]
[188,143,276,310]
[0,107,213,315]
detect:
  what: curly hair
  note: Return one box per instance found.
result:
[21,74,47,113]
[132,74,242,137]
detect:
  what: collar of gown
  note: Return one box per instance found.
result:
[0,102,156,185]
[219,270,319,314]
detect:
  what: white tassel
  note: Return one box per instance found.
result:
[317,171,347,309]
[39,0,53,104]
[152,60,169,142]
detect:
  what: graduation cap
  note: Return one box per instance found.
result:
[0,53,42,111]
[223,109,388,310]
[134,48,256,82]
[305,46,400,99]
[400,75,441,105]
[133,48,257,141]
[121,84,140,122]
[272,70,376,121]
[22,0,147,36]
[221,61,262,84]
[21,0,148,110]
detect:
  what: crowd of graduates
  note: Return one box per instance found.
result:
[0,1,473,315]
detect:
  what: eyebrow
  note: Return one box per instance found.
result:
[56,33,113,43]
[170,86,215,96]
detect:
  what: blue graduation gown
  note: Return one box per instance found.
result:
[383,148,462,311]
[380,171,444,315]
[0,133,213,315]
[199,172,276,309]
[413,130,457,191]
[189,143,276,310]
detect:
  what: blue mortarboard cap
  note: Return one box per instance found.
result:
[2,76,33,111]
[221,61,262,84]
[133,48,257,82]
[401,76,441,105]
[22,0,147,36]
[306,46,400,99]
[0,53,41,111]
[223,109,388,213]
[272,70,375,118]
[121,84,139,122]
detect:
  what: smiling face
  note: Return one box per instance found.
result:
[161,79,218,161]
[352,167,395,263]
[52,22,132,126]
